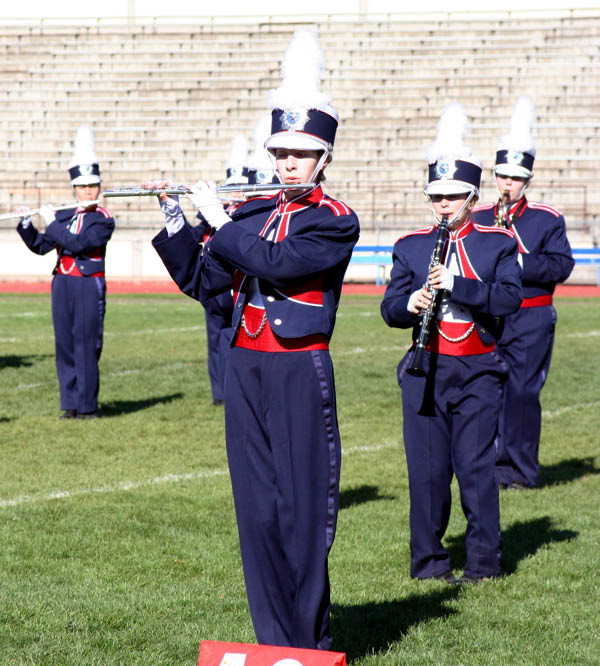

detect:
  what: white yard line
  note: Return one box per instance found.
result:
[103,325,203,337]
[563,330,600,339]
[0,442,396,509]
[15,360,200,390]
[0,325,204,345]
[542,401,600,418]
[334,345,407,356]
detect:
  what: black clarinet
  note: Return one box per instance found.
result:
[407,214,449,377]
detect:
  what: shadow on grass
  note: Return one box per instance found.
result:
[332,587,460,661]
[340,484,395,510]
[0,353,52,370]
[500,516,578,575]
[539,456,600,488]
[98,393,184,417]
[445,516,578,577]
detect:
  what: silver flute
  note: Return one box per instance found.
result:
[102,183,314,197]
[0,199,102,222]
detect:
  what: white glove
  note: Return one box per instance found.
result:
[16,206,32,229]
[407,290,420,314]
[159,194,185,237]
[517,253,523,268]
[438,264,454,292]
[188,180,231,230]
[39,204,55,226]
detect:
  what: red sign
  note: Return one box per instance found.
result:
[198,640,347,666]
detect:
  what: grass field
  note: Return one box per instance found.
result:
[1,292,599,665]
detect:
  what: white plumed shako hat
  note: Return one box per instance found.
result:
[494,96,536,179]
[265,29,338,155]
[225,133,250,185]
[68,126,101,186]
[248,114,278,185]
[425,102,482,197]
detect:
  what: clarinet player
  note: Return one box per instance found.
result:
[381,103,522,584]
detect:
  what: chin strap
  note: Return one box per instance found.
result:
[266,146,332,184]
[428,189,477,227]
[308,149,331,183]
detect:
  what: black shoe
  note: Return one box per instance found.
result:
[60,410,77,420]
[76,412,98,419]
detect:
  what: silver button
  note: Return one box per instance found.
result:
[273,318,282,326]
[267,296,275,302]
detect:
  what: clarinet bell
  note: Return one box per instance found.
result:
[407,345,427,377]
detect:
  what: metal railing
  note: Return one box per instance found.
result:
[0,7,598,30]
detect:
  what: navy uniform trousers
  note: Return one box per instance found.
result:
[224,346,340,650]
[495,305,556,487]
[399,350,506,579]
[52,273,106,413]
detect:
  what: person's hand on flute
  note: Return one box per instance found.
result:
[142,179,185,237]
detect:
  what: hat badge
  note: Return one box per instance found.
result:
[81,164,93,175]
[506,150,524,165]
[435,160,456,180]
[281,110,308,132]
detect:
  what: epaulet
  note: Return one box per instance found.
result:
[473,223,513,237]
[96,206,112,218]
[473,203,494,212]
[396,225,435,242]
[318,197,352,216]
[527,201,561,218]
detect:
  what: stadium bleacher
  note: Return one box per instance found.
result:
[0,11,598,280]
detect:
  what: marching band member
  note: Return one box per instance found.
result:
[472,97,574,489]
[152,30,359,649]
[381,104,522,583]
[197,134,248,406]
[16,126,115,419]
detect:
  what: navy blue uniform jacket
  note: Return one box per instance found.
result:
[381,220,522,345]
[16,205,115,274]
[472,198,574,298]
[152,186,360,341]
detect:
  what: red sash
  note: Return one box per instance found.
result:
[56,256,104,278]
[426,321,495,356]
[521,294,553,308]
[235,304,329,352]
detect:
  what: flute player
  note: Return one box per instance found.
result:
[151,30,359,648]
[16,126,115,420]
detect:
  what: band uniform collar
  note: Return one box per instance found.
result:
[277,184,324,214]
[448,218,473,241]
